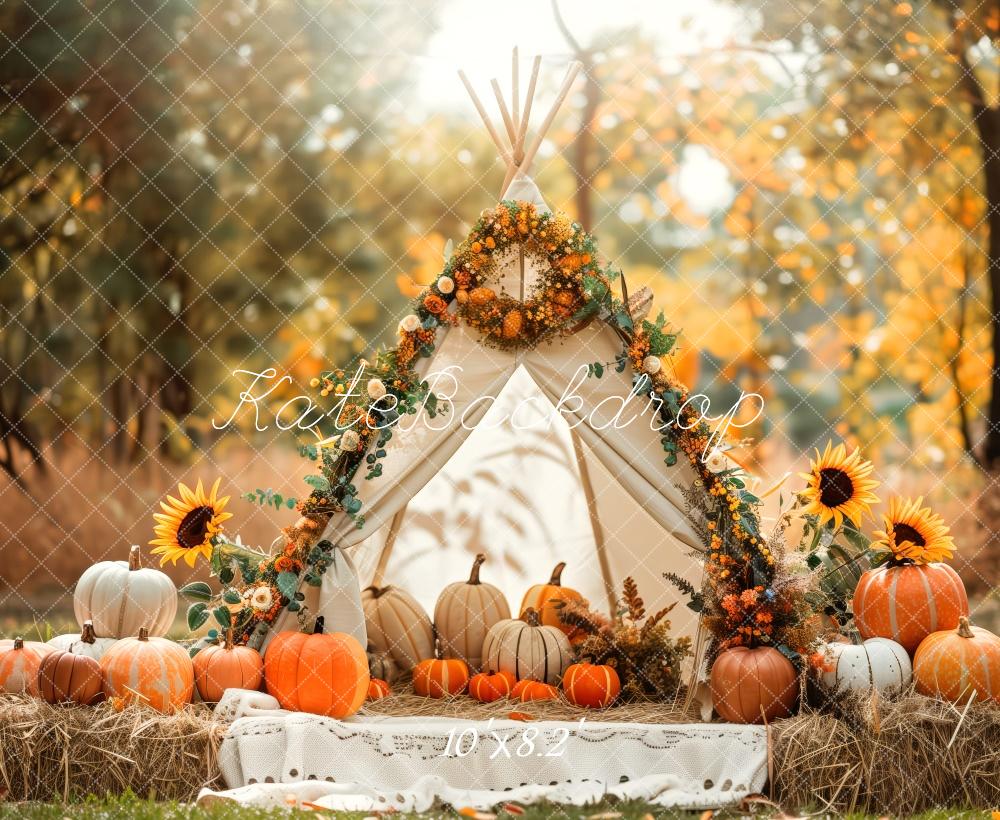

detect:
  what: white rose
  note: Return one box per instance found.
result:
[399,314,420,333]
[250,586,273,612]
[705,449,728,473]
[367,378,387,401]
[437,275,455,295]
[643,355,662,375]
[339,429,360,452]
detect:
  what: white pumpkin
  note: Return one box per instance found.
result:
[819,636,912,693]
[47,620,117,660]
[361,584,435,670]
[481,608,573,685]
[434,553,510,671]
[73,545,177,638]
[261,543,367,656]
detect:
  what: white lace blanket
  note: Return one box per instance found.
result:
[197,690,767,811]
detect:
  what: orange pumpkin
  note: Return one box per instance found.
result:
[519,562,584,640]
[563,662,621,708]
[512,679,559,702]
[193,628,263,703]
[412,657,469,698]
[469,669,516,703]
[101,627,194,713]
[853,562,968,653]
[0,638,52,696]
[367,678,391,700]
[710,646,798,724]
[264,617,368,718]
[37,650,103,705]
[913,616,1000,704]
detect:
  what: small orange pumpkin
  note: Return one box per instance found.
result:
[512,679,559,702]
[193,628,264,703]
[563,662,621,708]
[0,638,54,696]
[519,562,584,641]
[469,669,516,703]
[853,562,968,653]
[367,678,391,700]
[413,657,469,698]
[264,617,369,718]
[38,650,103,705]
[710,646,798,724]
[913,616,1000,704]
[101,627,194,713]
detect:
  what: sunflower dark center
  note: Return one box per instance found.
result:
[818,467,854,508]
[177,506,213,549]
[892,523,926,547]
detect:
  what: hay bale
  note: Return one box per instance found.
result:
[0,695,224,801]
[772,688,1000,813]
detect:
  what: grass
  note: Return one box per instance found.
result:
[0,795,995,819]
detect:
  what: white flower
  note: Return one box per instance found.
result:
[367,378,387,401]
[399,314,420,333]
[339,429,360,451]
[643,355,662,375]
[437,275,455,295]
[249,586,273,612]
[705,449,728,473]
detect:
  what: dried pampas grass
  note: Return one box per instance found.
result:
[0,694,224,802]
[771,687,1000,813]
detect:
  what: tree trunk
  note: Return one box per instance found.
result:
[979,105,1000,466]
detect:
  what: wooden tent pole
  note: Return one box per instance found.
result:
[458,70,514,170]
[569,425,617,614]
[501,55,542,196]
[491,79,517,146]
[371,503,408,587]
[511,47,520,134]
[517,61,582,178]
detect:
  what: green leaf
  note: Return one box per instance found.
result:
[179,582,213,602]
[276,571,299,600]
[222,588,242,605]
[303,474,331,493]
[187,602,209,631]
[212,606,232,629]
[286,498,296,509]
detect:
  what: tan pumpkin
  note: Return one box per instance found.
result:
[413,657,470,698]
[0,637,52,696]
[101,627,194,713]
[193,628,263,703]
[367,650,400,685]
[519,562,584,641]
[481,608,573,685]
[37,650,103,705]
[362,584,434,670]
[47,620,117,660]
[853,562,968,653]
[913,616,1000,704]
[74,545,177,638]
[434,554,511,671]
[710,646,798,724]
[264,617,369,718]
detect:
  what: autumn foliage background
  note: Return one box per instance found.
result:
[1,0,999,628]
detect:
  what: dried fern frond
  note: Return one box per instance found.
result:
[554,597,610,636]
[623,576,645,622]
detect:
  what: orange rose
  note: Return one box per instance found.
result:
[423,293,447,314]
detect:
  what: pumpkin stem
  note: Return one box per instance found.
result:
[957,616,975,639]
[365,585,386,599]
[13,637,23,650]
[549,561,566,586]
[522,607,541,627]
[138,627,149,641]
[468,554,486,585]
[128,545,141,571]
[224,627,234,649]
[314,616,325,635]
[81,621,97,644]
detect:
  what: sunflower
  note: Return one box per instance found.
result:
[872,496,955,565]
[150,478,232,567]
[799,441,880,528]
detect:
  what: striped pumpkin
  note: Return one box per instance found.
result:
[818,636,912,693]
[101,628,194,713]
[367,678,391,700]
[361,585,434,671]
[413,658,469,698]
[913,617,1000,704]
[563,662,621,708]
[47,620,117,661]
[853,562,968,653]
[469,669,516,703]
[512,679,560,702]
[481,608,573,685]
[0,638,53,696]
